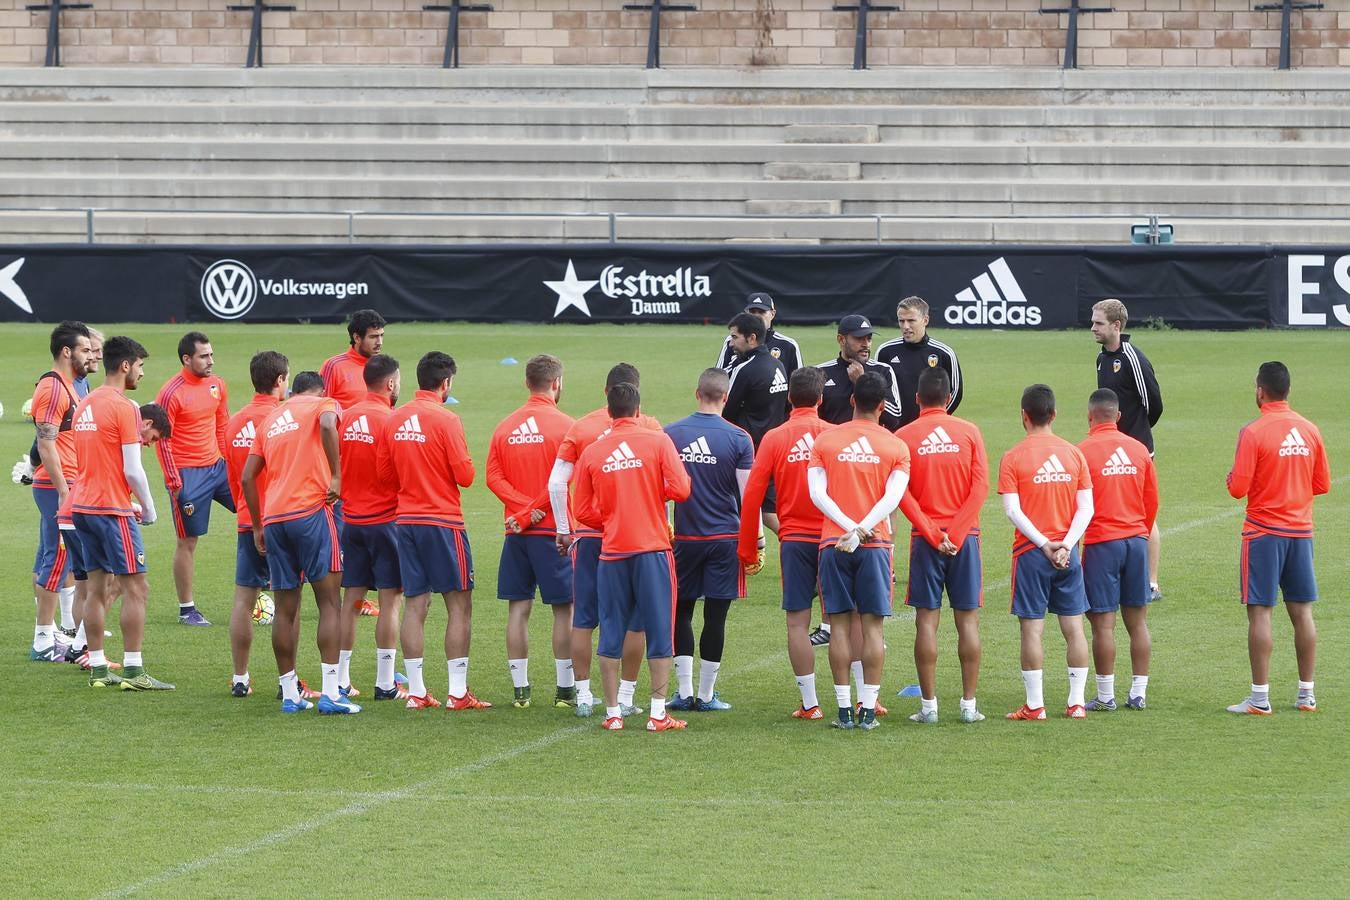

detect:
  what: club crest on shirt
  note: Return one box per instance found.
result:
[209,384,220,399]
[1113,359,1122,374]
[927,354,938,368]
[771,347,781,358]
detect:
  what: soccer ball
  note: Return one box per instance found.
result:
[21,398,32,420]
[252,592,275,626]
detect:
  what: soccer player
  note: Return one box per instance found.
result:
[383,352,487,711]
[816,315,903,431]
[321,308,387,411]
[155,330,233,627]
[572,382,692,732]
[1077,388,1159,712]
[666,369,755,712]
[876,296,964,428]
[71,336,172,691]
[1091,298,1164,601]
[223,350,288,698]
[486,354,576,709]
[999,384,1094,720]
[547,363,660,717]
[1225,362,1330,715]
[337,353,406,701]
[242,371,354,715]
[896,367,988,724]
[28,321,93,661]
[809,372,910,731]
[724,312,788,555]
[715,292,802,376]
[739,366,833,718]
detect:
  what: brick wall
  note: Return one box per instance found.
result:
[1,0,1346,66]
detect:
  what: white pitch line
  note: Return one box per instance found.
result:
[9,777,377,803]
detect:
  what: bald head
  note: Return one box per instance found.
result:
[1088,388,1120,424]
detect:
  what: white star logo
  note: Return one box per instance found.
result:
[0,258,31,313]
[544,259,598,318]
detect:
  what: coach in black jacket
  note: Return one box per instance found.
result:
[876,295,964,428]
[723,312,788,448]
[716,293,802,377]
[816,314,903,431]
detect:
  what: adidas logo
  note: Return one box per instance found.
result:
[1100,447,1138,476]
[917,426,960,456]
[73,405,96,433]
[945,257,1043,327]
[265,409,299,439]
[507,416,546,445]
[1280,427,1311,457]
[343,415,375,445]
[393,414,426,443]
[1033,453,1074,484]
[769,368,788,394]
[786,432,815,463]
[824,379,836,387]
[837,436,881,464]
[601,441,644,473]
[679,436,717,465]
[232,420,257,449]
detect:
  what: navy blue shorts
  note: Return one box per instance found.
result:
[905,533,983,611]
[1083,536,1150,613]
[779,540,820,612]
[171,459,235,539]
[396,523,473,597]
[498,533,572,604]
[570,536,602,629]
[597,550,676,659]
[235,530,270,589]
[1010,547,1087,619]
[263,507,341,591]
[675,539,744,602]
[59,524,87,582]
[73,512,146,576]
[818,545,893,617]
[32,486,70,591]
[340,521,401,590]
[1241,532,1317,606]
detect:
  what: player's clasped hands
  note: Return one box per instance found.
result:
[1041,541,1071,570]
[938,535,959,556]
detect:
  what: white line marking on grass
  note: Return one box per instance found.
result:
[9,777,377,803]
[1162,474,1348,536]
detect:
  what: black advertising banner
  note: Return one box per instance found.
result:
[0,242,1348,329]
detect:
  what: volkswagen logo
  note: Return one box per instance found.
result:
[200,259,257,319]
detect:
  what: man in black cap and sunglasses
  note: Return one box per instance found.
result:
[816,315,903,432]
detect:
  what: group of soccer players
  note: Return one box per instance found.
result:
[22,295,1331,728]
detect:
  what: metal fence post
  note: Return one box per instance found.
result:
[348,212,356,244]
[609,213,617,243]
[85,208,94,244]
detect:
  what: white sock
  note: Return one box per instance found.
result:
[674,655,694,698]
[406,658,425,697]
[321,663,340,701]
[1251,683,1270,705]
[508,658,529,689]
[819,622,831,634]
[233,671,249,686]
[1131,674,1149,699]
[860,683,880,711]
[280,670,299,703]
[1067,666,1088,707]
[959,696,977,712]
[124,651,143,668]
[1095,674,1115,702]
[59,586,75,630]
[576,678,593,705]
[834,683,851,711]
[650,697,666,720]
[851,660,864,697]
[338,649,353,687]
[921,696,937,715]
[1298,680,1315,695]
[555,658,574,689]
[448,657,468,698]
[605,705,621,720]
[179,602,194,611]
[73,621,87,651]
[376,648,396,690]
[697,659,721,702]
[1021,669,1044,709]
[33,624,54,652]
[88,648,107,669]
[618,679,637,707]
[796,673,818,710]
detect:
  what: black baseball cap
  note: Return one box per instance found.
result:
[837,314,874,337]
[745,292,775,312]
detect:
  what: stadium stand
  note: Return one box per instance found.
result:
[0,67,1348,245]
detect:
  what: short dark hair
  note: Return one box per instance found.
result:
[103,336,148,374]
[348,309,387,345]
[916,367,951,408]
[417,351,457,391]
[249,350,289,394]
[788,366,825,408]
[50,320,91,360]
[852,372,887,414]
[1257,361,1291,400]
[696,367,730,402]
[525,354,563,391]
[363,353,400,388]
[177,331,210,365]
[1022,384,1056,427]
[605,362,640,390]
[728,312,767,345]
[607,381,640,419]
[1088,388,1119,419]
[291,371,324,395]
[139,402,171,440]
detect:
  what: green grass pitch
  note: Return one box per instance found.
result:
[1,322,1346,897]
